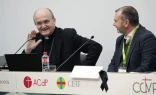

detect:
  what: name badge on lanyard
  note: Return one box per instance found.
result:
[118,67,126,72]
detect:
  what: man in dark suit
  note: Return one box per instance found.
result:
[108,6,156,72]
[23,8,102,71]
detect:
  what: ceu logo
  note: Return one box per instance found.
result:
[23,76,32,88]
[57,77,66,89]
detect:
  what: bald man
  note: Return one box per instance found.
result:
[23,8,102,71]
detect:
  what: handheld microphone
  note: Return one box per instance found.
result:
[0,37,36,70]
[56,36,94,71]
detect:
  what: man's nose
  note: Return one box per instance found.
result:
[41,23,46,28]
[113,22,115,26]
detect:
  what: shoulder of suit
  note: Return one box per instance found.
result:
[63,28,76,33]
[56,27,76,33]
[137,25,155,38]
[60,28,77,36]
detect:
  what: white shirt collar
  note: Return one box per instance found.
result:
[124,28,135,44]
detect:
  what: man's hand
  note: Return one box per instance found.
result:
[25,30,42,54]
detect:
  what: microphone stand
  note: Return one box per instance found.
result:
[56,36,94,71]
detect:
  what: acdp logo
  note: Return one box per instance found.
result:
[24,76,32,88]
[133,77,156,94]
[23,76,48,88]
[57,77,66,89]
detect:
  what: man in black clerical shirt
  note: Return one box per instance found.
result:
[23,8,102,71]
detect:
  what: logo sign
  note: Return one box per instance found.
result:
[68,80,80,87]
[57,77,80,89]
[0,80,9,84]
[24,76,32,88]
[57,77,66,89]
[133,77,156,94]
[23,76,48,88]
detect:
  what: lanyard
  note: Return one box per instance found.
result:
[122,25,139,65]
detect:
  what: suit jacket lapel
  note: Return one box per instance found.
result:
[126,27,141,65]
[117,37,124,67]
[113,35,124,69]
[52,28,62,65]
[36,34,43,56]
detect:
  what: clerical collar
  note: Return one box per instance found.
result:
[44,27,56,40]
[44,37,49,40]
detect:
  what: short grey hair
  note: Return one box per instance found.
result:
[115,6,139,26]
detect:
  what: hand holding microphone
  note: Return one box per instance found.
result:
[25,30,42,54]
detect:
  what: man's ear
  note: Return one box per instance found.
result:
[53,18,56,25]
[124,19,129,28]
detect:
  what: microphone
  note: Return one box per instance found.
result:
[56,36,94,71]
[0,37,36,70]
[15,37,36,54]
